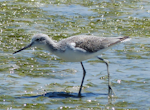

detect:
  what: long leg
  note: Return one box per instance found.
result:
[97,57,115,96]
[78,62,86,97]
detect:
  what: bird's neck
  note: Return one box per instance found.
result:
[46,38,58,52]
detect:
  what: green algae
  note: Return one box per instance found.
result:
[0,0,150,109]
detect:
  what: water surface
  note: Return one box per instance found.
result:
[0,0,150,109]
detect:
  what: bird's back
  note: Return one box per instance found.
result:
[57,35,129,53]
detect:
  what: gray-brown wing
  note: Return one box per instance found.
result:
[75,37,105,52]
[58,35,129,52]
[74,36,129,52]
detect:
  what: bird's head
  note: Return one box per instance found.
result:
[13,33,50,54]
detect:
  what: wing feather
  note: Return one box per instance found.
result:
[58,35,129,52]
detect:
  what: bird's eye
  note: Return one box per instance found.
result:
[35,37,45,42]
[36,39,40,41]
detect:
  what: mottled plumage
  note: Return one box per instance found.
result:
[13,33,130,97]
[57,35,129,53]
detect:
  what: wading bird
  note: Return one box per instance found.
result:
[13,34,130,97]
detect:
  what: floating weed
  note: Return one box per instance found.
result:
[86,82,98,87]
[114,101,134,108]
[23,86,35,92]
[35,96,47,102]
[61,69,76,74]
[0,95,15,102]
[46,83,66,88]
[7,75,20,79]
[29,81,40,86]
[21,103,48,109]
[128,75,138,78]
[121,80,147,85]
[32,51,52,59]
[0,0,150,109]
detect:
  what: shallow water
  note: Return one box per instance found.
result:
[0,0,150,109]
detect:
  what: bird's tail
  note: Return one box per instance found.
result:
[120,36,131,42]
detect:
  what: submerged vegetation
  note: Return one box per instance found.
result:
[0,0,150,109]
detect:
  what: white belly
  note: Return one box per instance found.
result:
[53,47,110,62]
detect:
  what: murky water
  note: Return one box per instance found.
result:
[0,0,150,109]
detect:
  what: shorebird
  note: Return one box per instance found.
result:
[13,34,130,97]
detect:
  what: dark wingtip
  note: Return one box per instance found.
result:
[123,36,129,39]
[124,36,130,39]
[120,36,130,42]
[108,36,130,47]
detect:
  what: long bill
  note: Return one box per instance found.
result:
[13,42,33,54]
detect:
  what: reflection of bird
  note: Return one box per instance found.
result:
[13,33,130,97]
